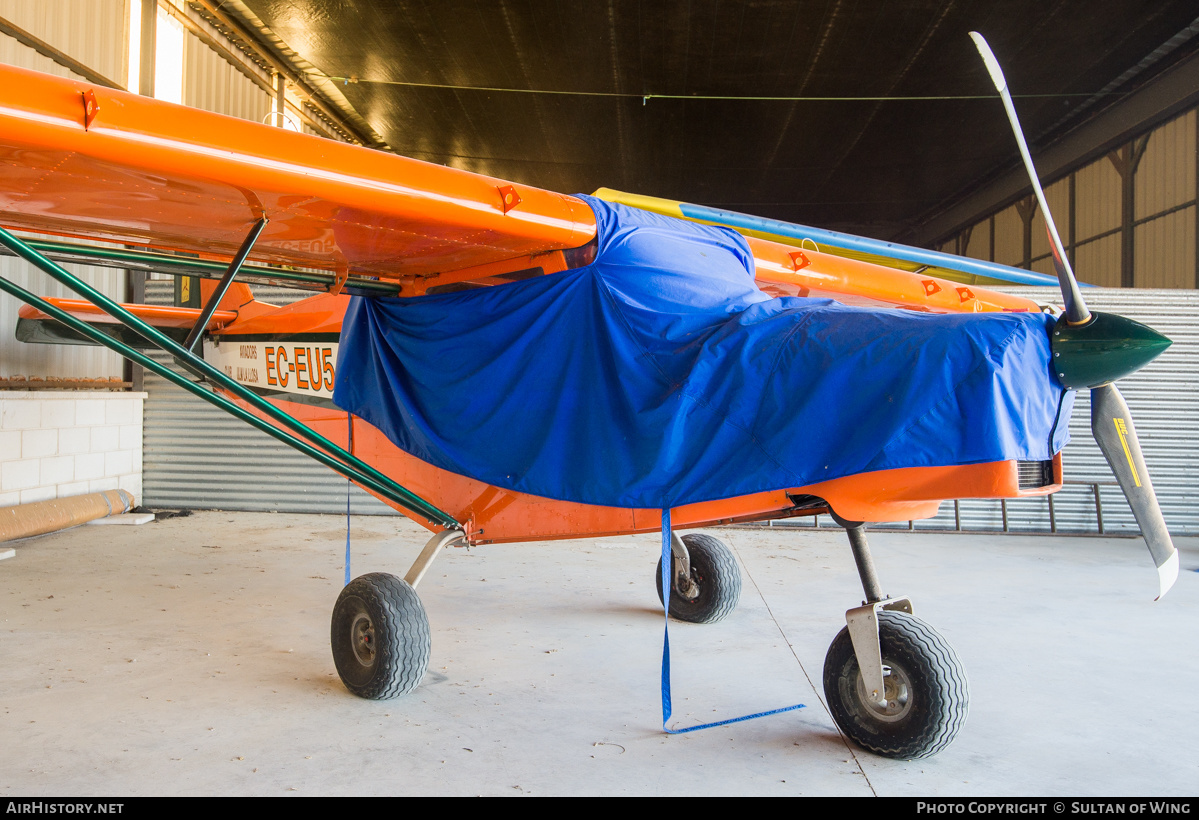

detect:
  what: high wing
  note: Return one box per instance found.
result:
[0,63,592,278]
[0,63,1037,314]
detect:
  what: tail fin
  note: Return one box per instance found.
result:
[198,279,255,311]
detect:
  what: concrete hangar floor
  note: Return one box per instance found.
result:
[1,510,1195,796]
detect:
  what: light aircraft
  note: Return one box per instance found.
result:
[0,33,1176,760]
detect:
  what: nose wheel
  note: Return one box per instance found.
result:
[823,609,968,759]
[822,520,969,759]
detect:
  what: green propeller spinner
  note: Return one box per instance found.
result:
[1050,313,1172,390]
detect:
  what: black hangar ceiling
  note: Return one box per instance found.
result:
[228,0,1199,239]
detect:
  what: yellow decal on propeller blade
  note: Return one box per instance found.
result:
[1113,417,1141,488]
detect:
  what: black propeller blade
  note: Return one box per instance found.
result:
[1091,384,1178,597]
[970,32,1177,599]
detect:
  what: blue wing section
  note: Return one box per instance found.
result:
[672,200,1067,287]
[334,196,1072,509]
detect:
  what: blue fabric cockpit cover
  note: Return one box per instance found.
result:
[333,195,1072,509]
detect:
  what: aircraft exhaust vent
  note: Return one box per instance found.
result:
[1016,459,1055,490]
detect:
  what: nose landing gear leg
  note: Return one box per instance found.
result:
[822,516,969,759]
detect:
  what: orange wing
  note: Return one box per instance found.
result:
[0,64,593,276]
[0,64,1037,313]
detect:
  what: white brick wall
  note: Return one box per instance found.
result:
[0,392,145,507]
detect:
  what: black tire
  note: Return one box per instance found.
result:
[331,572,430,699]
[655,533,741,624]
[823,610,968,760]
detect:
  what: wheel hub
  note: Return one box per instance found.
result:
[350,612,376,667]
[856,662,913,722]
[673,569,700,601]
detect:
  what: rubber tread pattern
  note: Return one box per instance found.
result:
[655,533,742,624]
[331,572,431,700]
[823,610,969,760]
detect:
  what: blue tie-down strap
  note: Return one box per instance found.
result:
[659,508,805,734]
[344,411,353,587]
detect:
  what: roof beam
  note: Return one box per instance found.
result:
[0,14,123,89]
[191,0,386,149]
[902,49,1199,248]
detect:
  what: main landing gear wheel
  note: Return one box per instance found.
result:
[331,572,431,700]
[823,610,968,759]
[655,533,742,624]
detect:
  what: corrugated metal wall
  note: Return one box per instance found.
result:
[1075,157,1123,285]
[0,0,128,85]
[0,255,127,381]
[140,281,392,514]
[182,25,270,123]
[1133,110,1196,289]
[964,217,990,262]
[0,0,129,381]
[1135,112,1194,220]
[1076,233,1123,289]
[993,205,1024,268]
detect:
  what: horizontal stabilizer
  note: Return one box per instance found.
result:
[17,298,236,348]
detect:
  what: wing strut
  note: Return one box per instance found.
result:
[183,215,268,352]
[0,224,459,530]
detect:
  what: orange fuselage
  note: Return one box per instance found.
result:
[202,290,1061,544]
